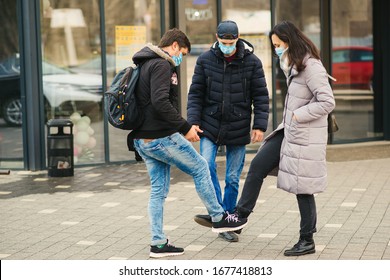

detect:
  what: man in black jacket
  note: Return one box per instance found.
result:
[129,28,247,258]
[187,20,269,242]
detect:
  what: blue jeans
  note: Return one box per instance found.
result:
[134,133,224,246]
[200,137,246,213]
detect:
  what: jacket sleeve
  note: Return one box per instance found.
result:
[187,56,206,125]
[293,59,336,122]
[250,57,270,131]
[150,60,191,134]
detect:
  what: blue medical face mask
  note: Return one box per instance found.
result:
[275,47,287,58]
[172,52,183,66]
[219,42,236,55]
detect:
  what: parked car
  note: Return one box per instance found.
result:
[332,46,373,90]
[69,54,116,77]
[0,56,102,126]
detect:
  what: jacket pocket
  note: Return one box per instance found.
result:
[231,106,250,121]
[204,104,221,118]
[285,117,309,146]
[208,77,222,102]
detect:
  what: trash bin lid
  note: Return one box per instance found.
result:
[47,119,73,127]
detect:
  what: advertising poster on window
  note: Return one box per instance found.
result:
[115,26,146,73]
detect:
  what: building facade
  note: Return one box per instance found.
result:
[0,0,389,170]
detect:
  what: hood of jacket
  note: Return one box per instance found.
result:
[211,38,254,60]
[132,43,176,67]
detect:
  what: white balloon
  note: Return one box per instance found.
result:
[80,116,91,125]
[87,126,95,135]
[75,131,90,146]
[76,121,89,131]
[70,112,81,122]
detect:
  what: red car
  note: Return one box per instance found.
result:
[332,46,373,90]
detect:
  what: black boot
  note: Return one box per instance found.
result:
[284,238,315,256]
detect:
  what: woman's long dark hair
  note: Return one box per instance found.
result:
[269,21,320,72]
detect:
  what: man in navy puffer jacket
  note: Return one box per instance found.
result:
[188,20,269,242]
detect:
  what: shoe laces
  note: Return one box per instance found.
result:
[224,212,240,222]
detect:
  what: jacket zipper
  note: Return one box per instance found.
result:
[217,61,228,144]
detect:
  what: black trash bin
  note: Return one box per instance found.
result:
[47,119,74,177]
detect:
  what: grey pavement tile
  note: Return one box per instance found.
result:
[4,253,36,260]
[1,156,390,260]
[382,249,390,260]
[339,253,363,260]
[360,255,383,260]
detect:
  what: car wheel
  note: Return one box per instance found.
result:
[2,97,22,126]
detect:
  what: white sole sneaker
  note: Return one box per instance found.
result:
[211,222,247,233]
[149,251,184,258]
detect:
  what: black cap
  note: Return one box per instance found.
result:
[217,20,239,39]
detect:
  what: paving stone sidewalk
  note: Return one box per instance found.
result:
[0,152,389,260]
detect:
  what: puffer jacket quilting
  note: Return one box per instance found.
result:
[129,43,192,140]
[187,39,269,145]
[264,56,335,194]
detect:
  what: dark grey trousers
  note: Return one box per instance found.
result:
[236,129,317,238]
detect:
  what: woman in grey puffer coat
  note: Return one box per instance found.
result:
[235,21,336,256]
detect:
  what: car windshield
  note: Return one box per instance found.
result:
[333,48,373,63]
[350,50,373,62]
[42,62,72,75]
[0,55,74,77]
[333,50,349,63]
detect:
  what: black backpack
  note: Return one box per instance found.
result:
[104,65,144,130]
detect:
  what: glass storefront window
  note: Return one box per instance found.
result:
[274,0,320,128]
[331,0,380,142]
[41,0,104,165]
[0,0,24,169]
[3,0,385,171]
[184,0,218,91]
[104,0,162,162]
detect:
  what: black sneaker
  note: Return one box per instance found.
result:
[218,231,239,242]
[194,214,212,228]
[195,214,243,234]
[149,240,184,258]
[212,212,247,233]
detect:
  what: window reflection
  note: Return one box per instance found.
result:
[105,0,161,162]
[331,0,379,141]
[184,0,218,94]
[0,0,23,169]
[274,0,320,128]
[41,0,104,164]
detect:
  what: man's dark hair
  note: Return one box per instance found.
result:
[158,28,191,52]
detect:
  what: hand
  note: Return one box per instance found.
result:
[185,125,203,142]
[251,129,264,143]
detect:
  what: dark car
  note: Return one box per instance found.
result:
[0,56,103,126]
